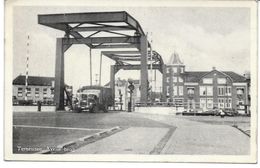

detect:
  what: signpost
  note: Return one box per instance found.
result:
[128,81,135,112]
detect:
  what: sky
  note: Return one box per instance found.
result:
[13,6,251,91]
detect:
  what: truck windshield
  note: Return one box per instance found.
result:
[81,94,88,100]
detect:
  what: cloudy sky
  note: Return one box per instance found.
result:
[13,6,251,91]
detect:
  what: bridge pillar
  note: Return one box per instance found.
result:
[110,65,116,108]
[162,64,167,101]
[140,35,148,104]
[54,38,65,110]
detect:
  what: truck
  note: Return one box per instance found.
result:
[74,86,113,113]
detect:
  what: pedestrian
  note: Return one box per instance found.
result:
[37,101,42,112]
[220,109,225,118]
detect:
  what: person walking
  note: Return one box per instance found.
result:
[220,109,225,118]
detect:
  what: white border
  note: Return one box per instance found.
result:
[4,0,258,163]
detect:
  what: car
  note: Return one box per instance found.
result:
[223,108,238,116]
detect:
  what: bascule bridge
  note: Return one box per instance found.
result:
[38,11,166,110]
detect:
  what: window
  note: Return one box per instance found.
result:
[173,86,178,96]
[173,77,177,83]
[200,86,213,96]
[178,77,183,83]
[218,78,226,84]
[166,86,170,95]
[207,86,213,96]
[218,98,225,109]
[27,88,31,97]
[187,87,195,95]
[167,77,170,83]
[18,88,23,97]
[227,87,231,96]
[179,86,183,96]
[207,98,213,109]
[200,98,206,109]
[237,88,244,95]
[43,88,48,98]
[173,67,177,73]
[218,86,231,96]
[226,98,232,108]
[180,67,184,73]
[203,78,213,84]
[200,86,206,96]
[35,88,40,98]
[167,68,171,73]
[218,87,224,96]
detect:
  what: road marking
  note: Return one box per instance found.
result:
[13,125,107,131]
[150,127,176,154]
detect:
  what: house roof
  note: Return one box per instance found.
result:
[168,52,183,65]
[183,71,247,83]
[13,75,54,86]
[184,71,208,82]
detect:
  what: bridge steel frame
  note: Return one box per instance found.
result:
[38,11,165,110]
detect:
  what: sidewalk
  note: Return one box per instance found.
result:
[138,114,250,155]
[70,127,169,154]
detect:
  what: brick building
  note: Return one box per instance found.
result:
[165,52,250,114]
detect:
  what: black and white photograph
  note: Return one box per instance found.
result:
[4,0,257,163]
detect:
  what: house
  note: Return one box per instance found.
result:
[13,75,55,104]
[165,52,250,114]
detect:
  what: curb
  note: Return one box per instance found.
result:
[232,125,250,137]
[37,126,121,154]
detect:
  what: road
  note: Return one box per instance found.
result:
[13,111,250,155]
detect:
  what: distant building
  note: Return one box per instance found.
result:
[13,75,55,104]
[106,78,141,110]
[165,52,250,114]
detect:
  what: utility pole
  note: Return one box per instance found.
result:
[95,74,99,85]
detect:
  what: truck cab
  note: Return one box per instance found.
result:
[74,86,113,113]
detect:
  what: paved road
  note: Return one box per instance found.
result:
[69,113,250,155]
[13,111,250,155]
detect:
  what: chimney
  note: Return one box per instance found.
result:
[212,66,216,70]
